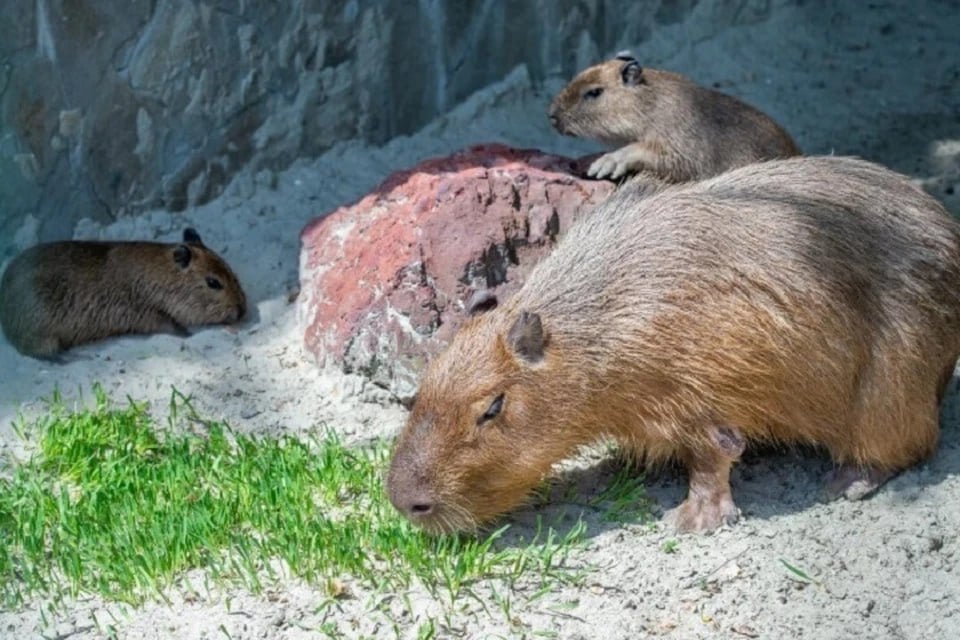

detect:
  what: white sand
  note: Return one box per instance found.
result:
[2,4,959,638]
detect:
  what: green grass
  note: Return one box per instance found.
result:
[592,460,654,524]
[0,386,595,615]
[779,558,821,586]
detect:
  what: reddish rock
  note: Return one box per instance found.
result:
[298,143,617,400]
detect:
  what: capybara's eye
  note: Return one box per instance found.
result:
[583,87,604,100]
[477,394,505,425]
[206,276,223,290]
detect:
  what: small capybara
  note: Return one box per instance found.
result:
[0,228,247,358]
[548,51,800,182]
[387,156,960,534]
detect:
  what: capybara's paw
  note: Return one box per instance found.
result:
[588,149,641,180]
[587,152,620,179]
[824,465,895,501]
[664,494,740,533]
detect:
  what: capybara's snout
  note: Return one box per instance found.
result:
[386,448,436,526]
[234,300,247,322]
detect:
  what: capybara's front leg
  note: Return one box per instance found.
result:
[665,425,744,532]
[150,312,191,337]
[587,142,663,180]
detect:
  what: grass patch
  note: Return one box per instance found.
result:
[592,460,654,524]
[0,386,590,615]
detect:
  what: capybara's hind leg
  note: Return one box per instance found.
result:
[824,373,941,501]
[823,465,895,501]
[22,334,64,360]
[665,425,744,532]
[937,360,956,406]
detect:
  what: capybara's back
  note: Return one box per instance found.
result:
[387,156,960,534]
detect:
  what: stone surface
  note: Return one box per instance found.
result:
[5,1,956,273]
[1,0,685,260]
[298,144,616,399]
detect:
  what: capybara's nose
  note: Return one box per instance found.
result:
[549,114,559,130]
[387,470,433,521]
[389,490,434,520]
[407,501,434,518]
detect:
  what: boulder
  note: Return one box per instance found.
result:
[298,143,616,400]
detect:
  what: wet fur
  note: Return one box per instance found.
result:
[549,55,800,181]
[0,232,247,358]
[388,156,960,533]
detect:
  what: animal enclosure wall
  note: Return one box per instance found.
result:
[1,0,958,261]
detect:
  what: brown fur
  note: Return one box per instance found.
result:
[387,156,960,534]
[0,228,247,358]
[548,52,801,182]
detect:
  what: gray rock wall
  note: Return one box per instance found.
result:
[0,0,773,254]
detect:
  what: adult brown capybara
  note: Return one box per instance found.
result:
[549,51,800,181]
[0,228,247,359]
[387,156,960,534]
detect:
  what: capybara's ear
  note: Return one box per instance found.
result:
[507,311,546,363]
[466,289,499,315]
[183,228,204,246]
[615,50,636,62]
[173,244,193,269]
[621,59,644,86]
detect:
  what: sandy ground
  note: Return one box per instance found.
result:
[2,3,960,638]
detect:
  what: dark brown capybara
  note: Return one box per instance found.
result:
[0,228,247,359]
